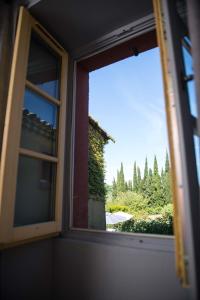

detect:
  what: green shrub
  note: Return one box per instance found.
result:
[115,216,173,235]
[113,191,150,212]
[161,203,173,219]
[106,204,130,213]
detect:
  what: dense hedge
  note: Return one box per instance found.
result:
[114,216,173,235]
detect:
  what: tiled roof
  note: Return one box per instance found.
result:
[22,108,56,139]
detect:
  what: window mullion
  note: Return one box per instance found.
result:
[26,80,61,106]
[19,147,58,162]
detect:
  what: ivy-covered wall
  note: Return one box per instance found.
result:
[88,116,112,229]
[88,117,108,200]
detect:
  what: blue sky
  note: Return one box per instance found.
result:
[89,47,169,184]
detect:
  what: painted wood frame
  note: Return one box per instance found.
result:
[0,7,68,245]
[153,0,200,291]
[153,0,187,286]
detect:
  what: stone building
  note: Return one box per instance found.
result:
[88,116,113,230]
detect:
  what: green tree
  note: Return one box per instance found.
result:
[112,178,117,200]
[165,151,170,173]
[143,157,148,182]
[117,163,126,192]
[128,180,132,191]
[145,156,165,207]
[161,168,164,178]
[117,170,120,186]
[153,155,159,176]
[142,157,149,197]
[133,162,138,192]
[162,152,172,204]
[137,166,142,192]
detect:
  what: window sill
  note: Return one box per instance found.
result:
[63,228,174,253]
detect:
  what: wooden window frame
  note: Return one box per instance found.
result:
[72,30,158,229]
[153,0,200,290]
[0,7,68,245]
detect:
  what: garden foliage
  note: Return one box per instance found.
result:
[107,153,173,234]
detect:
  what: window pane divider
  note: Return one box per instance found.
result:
[31,22,65,57]
[19,147,58,162]
[26,80,61,106]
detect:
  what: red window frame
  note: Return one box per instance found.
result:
[73,29,157,228]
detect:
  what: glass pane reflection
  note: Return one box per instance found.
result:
[194,135,200,184]
[182,45,193,76]
[21,89,58,156]
[182,44,198,117]
[14,155,56,226]
[187,80,197,117]
[27,31,61,99]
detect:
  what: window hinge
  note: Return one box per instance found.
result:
[183,74,194,82]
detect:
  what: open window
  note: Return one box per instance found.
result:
[0,7,68,244]
[72,22,175,236]
[72,0,200,290]
[72,30,168,232]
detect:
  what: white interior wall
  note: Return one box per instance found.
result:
[54,237,189,300]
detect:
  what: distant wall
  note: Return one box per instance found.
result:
[88,197,106,229]
[54,237,189,300]
[0,239,54,300]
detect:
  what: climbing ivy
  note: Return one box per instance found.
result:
[88,118,111,201]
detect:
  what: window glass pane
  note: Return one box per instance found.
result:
[21,89,58,156]
[27,31,61,99]
[194,135,200,184]
[182,46,193,76]
[187,80,197,117]
[14,155,56,226]
[182,45,198,117]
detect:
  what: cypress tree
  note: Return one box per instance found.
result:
[146,167,153,198]
[161,168,164,178]
[117,163,126,192]
[146,155,164,206]
[153,155,159,176]
[137,166,142,192]
[116,170,120,192]
[120,162,126,192]
[143,157,148,182]
[165,151,170,174]
[133,162,138,192]
[112,178,117,200]
[163,152,172,204]
[117,170,120,184]
[142,157,149,198]
[128,180,132,191]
